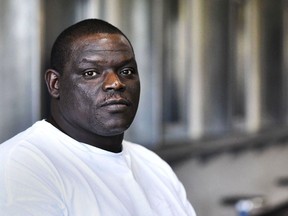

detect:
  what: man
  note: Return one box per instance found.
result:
[0,19,196,216]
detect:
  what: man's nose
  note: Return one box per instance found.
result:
[102,71,126,91]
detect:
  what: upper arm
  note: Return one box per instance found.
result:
[0,142,67,216]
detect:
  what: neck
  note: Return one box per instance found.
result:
[47,115,124,153]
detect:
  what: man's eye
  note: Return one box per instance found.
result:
[120,69,134,76]
[83,71,98,77]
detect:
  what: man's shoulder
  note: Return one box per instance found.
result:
[1,120,41,143]
[0,120,53,156]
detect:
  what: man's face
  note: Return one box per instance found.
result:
[58,33,140,136]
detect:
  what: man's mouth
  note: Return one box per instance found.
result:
[100,98,131,112]
[101,98,130,106]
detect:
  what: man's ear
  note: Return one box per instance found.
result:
[45,69,61,99]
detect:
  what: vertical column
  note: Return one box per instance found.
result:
[104,0,122,27]
[243,0,262,132]
[188,0,205,139]
[123,0,158,146]
[80,0,101,19]
[282,0,288,124]
[0,0,43,142]
[175,0,190,126]
[150,0,164,144]
[188,0,230,138]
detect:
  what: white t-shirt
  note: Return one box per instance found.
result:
[0,120,196,216]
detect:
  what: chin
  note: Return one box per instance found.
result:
[88,116,133,136]
[98,130,125,137]
[95,124,130,137]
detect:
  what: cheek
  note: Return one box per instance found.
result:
[74,87,98,111]
[130,82,140,102]
[61,82,96,113]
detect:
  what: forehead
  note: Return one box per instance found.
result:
[71,33,133,56]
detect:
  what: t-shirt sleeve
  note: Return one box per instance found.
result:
[127,142,197,216]
[0,142,67,216]
[158,157,197,216]
[173,174,197,216]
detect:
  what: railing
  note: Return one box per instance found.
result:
[155,127,288,164]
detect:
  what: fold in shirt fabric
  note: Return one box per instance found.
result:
[0,120,196,216]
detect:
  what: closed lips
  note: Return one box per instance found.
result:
[101,98,131,107]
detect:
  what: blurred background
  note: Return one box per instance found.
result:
[1,0,288,215]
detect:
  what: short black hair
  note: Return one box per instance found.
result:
[50,19,133,74]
